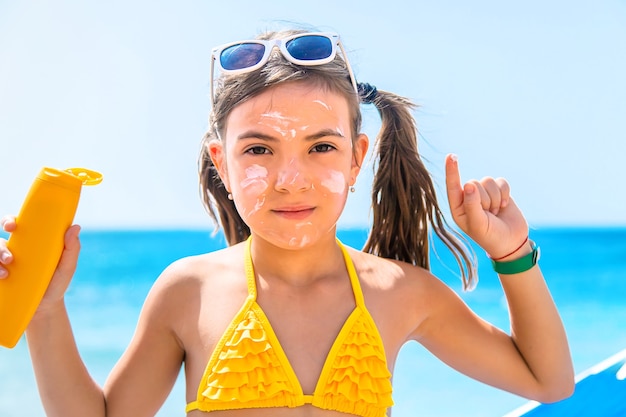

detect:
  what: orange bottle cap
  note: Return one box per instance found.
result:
[65,168,103,186]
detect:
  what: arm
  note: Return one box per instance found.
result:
[1,218,184,417]
[413,260,573,402]
[27,301,106,416]
[499,250,573,402]
[417,155,574,402]
[16,222,107,416]
[102,264,186,417]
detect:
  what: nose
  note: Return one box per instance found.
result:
[274,158,312,193]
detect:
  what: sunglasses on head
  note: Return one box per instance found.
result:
[210,32,358,105]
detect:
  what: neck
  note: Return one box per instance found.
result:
[249,232,346,287]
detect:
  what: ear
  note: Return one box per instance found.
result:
[207,139,231,192]
[349,133,369,185]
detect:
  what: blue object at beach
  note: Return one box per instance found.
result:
[503,349,626,417]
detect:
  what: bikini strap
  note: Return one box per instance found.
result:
[244,237,364,307]
[336,239,366,308]
[244,237,257,300]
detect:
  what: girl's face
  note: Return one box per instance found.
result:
[209,82,368,249]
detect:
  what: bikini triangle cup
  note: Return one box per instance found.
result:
[186,238,394,416]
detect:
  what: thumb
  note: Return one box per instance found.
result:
[56,225,81,279]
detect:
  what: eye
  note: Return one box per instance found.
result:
[311,143,336,153]
[245,146,271,155]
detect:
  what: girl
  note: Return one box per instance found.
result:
[0,29,574,417]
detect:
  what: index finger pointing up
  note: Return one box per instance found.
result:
[445,153,464,212]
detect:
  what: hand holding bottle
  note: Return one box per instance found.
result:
[0,167,101,348]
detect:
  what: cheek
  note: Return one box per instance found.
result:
[319,170,347,195]
[236,164,269,218]
[240,164,269,196]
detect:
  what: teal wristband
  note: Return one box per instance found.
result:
[491,240,540,274]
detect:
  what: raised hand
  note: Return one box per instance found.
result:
[445,154,529,259]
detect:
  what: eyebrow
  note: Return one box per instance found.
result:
[236,128,346,142]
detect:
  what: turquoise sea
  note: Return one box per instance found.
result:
[1,227,625,417]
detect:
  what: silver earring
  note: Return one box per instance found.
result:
[350,186,356,193]
[227,193,233,200]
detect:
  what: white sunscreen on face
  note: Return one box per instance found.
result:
[313,100,332,111]
[276,159,301,188]
[241,165,268,191]
[259,112,299,139]
[287,222,315,248]
[240,165,269,217]
[321,170,347,195]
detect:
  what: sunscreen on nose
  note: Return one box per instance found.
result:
[0,167,102,348]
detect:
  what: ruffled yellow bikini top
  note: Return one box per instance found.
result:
[186,238,393,416]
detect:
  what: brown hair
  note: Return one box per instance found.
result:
[198,29,477,289]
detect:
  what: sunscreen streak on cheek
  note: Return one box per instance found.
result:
[240,165,269,217]
[320,170,347,195]
[252,196,266,216]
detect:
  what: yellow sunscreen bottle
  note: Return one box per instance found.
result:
[0,167,102,348]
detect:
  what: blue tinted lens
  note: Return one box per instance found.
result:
[285,35,332,61]
[220,43,266,70]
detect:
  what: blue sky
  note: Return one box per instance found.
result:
[1,0,625,229]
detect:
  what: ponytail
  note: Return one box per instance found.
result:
[361,88,478,290]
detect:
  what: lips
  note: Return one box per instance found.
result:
[272,206,315,220]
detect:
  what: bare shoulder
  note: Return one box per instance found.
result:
[139,243,248,326]
[152,243,245,290]
[344,246,446,295]
[344,247,465,344]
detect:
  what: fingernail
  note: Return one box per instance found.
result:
[0,269,7,278]
[450,154,458,163]
[0,253,8,263]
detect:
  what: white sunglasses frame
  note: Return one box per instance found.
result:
[209,32,358,105]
